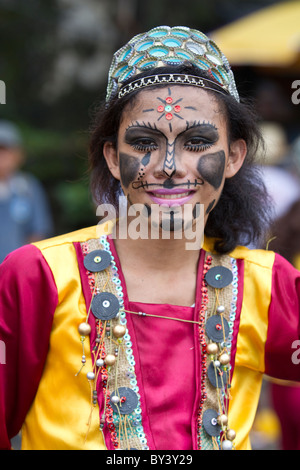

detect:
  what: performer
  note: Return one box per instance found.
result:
[0,26,299,451]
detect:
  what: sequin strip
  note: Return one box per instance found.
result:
[197,254,212,449]
[228,258,239,356]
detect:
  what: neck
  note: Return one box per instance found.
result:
[112,217,204,271]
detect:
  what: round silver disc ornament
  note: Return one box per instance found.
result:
[110,387,139,415]
[91,292,120,320]
[205,314,230,343]
[203,409,222,437]
[205,266,233,289]
[83,250,112,273]
[207,361,229,388]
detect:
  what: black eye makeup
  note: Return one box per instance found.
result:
[183,137,214,152]
[124,127,159,153]
[131,140,158,152]
[181,122,219,153]
[123,120,219,157]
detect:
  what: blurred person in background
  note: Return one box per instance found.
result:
[258,122,300,221]
[0,120,53,263]
[251,128,300,450]
[267,136,300,449]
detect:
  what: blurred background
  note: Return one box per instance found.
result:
[1,0,300,451]
[0,0,299,236]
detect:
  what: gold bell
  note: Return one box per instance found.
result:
[226,429,236,441]
[219,352,230,365]
[113,324,126,338]
[217,414,228,426]
[104,354,116,366]
[206,343,218,355]
[78,322,91,336]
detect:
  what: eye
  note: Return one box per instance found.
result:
[131,138,158,152]
[184,137,214,152]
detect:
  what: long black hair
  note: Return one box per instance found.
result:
[88,64,273,254]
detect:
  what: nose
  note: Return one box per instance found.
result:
[163,140,176,177]
[154,141,188,179]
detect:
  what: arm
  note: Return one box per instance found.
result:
[0,245,58,449]
[265,253,300,381]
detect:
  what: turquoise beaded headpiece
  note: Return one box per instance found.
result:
[106,26,239,103]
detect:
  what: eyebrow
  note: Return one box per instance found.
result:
[185,120,218,132]
[124,120,219,141]
[180,121,219,139]
[125,121,158,132]
[124,123,163,140]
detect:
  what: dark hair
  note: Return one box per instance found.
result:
[268,199,300,264]
[89,64,273,253]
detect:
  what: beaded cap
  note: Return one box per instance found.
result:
[106,26,239,103]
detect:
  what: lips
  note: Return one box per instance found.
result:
[147,188,195,207]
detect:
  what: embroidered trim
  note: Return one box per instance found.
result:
[197,254,211,449]
[228,258,239,358]
[81,237,149,450]
[197,253,238,450]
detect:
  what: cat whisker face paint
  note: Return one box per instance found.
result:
[132,179,204,190]
[112,85,236,232]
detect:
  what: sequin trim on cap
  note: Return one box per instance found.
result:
[106,26,239,103]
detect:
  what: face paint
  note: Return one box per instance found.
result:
[163,141,176,177]
[141,152,151,167]
[138,151,151,181]
[206,199,216,215]
[142,88,184,122]
[132,179,204,190]
[197,151,226,190]
[116,86,231,241]
[193,202,201,219]
[161,209,184,232]
[119,153,141,188]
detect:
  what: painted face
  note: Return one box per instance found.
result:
[114,85,232,233]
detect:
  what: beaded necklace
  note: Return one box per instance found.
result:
[76,235,238,450]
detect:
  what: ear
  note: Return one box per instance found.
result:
[103,141,120,181]
[225,139,247,178]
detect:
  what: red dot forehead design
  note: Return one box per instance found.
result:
[156,96,182,121]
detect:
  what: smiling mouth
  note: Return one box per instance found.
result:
[151,191,191,199]
[147,189,195,207]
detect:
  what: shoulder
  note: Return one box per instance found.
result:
[203,236,300,283]
[33,226,98,251]
[231,245,299,278]
[203,236,276,270]
[230,246,275,270]
[31,222,115,280]
[1,243,47,274]
[0,244,58,306]
[1,222,113,281]
[33,221,115,253]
